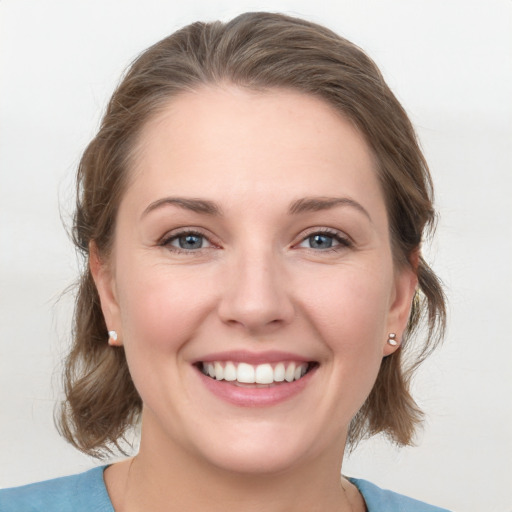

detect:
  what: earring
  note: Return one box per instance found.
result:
[108,330,119,346]
[387,333,399,346]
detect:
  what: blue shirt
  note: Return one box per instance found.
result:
[0,466,451,511]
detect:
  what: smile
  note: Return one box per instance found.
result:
[200,361,313,385]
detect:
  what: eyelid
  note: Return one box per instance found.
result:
[294,227,353,250]
[159,227,219,253]
[158,226,352,254]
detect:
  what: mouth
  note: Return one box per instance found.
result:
[197,361,318,387]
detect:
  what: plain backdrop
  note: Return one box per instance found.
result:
[1,1,511,511]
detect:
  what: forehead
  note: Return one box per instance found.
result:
[125,85,384,216]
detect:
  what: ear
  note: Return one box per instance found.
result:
[89,241,123,346]
[382,251,419,357]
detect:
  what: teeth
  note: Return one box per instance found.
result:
[214,362,224,381]
[285,363,296,383]
[255,364,274,384]
[237,363,255,383]
[274,363,285,382]
[201,361,310,384]
[224,361,237,381]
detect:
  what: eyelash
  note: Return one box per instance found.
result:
[159,228,352,255]
[298,228,353,252]
[159,229,214,255]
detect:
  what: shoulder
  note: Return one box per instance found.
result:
[349,478,451,512]
[0,466,113,512]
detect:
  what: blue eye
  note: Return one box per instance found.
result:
[298,231,350,251]
[164,232,212,251]
[176,234,204,249]
[308,234,336,249]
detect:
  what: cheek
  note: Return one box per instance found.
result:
[298,261,393,343]
[113,265,217,416]
[116,264,214,355]
[299,261,393,399]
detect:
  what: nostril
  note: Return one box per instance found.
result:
[217,274,295,331]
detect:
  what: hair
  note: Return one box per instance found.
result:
[59,11,446,457]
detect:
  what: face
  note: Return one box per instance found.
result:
[92,86,416,475]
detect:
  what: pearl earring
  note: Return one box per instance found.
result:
[387,333,399,346]
[108,330,119,346]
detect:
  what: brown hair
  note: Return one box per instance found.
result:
[59,11,446,457]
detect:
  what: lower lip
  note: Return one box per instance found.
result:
[196,366,317,407]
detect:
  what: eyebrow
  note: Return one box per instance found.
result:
[142,197,222,217]
[142,195,371,220]
[288,196,371,220]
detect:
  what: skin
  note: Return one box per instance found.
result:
[91,86,417,512]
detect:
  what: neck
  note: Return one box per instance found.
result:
[110,424,355,512]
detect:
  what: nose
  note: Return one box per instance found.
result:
[217,248,295,335]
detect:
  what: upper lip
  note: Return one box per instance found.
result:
[194,350,314,365]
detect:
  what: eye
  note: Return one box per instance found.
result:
[161,230,212,252]
[297,230,351,251]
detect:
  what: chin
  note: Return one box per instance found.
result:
[201,438,311,475]
[184,417,333,476]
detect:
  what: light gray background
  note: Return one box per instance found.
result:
[1,1,511,510]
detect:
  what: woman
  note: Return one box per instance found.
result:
[0,12,448,512]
